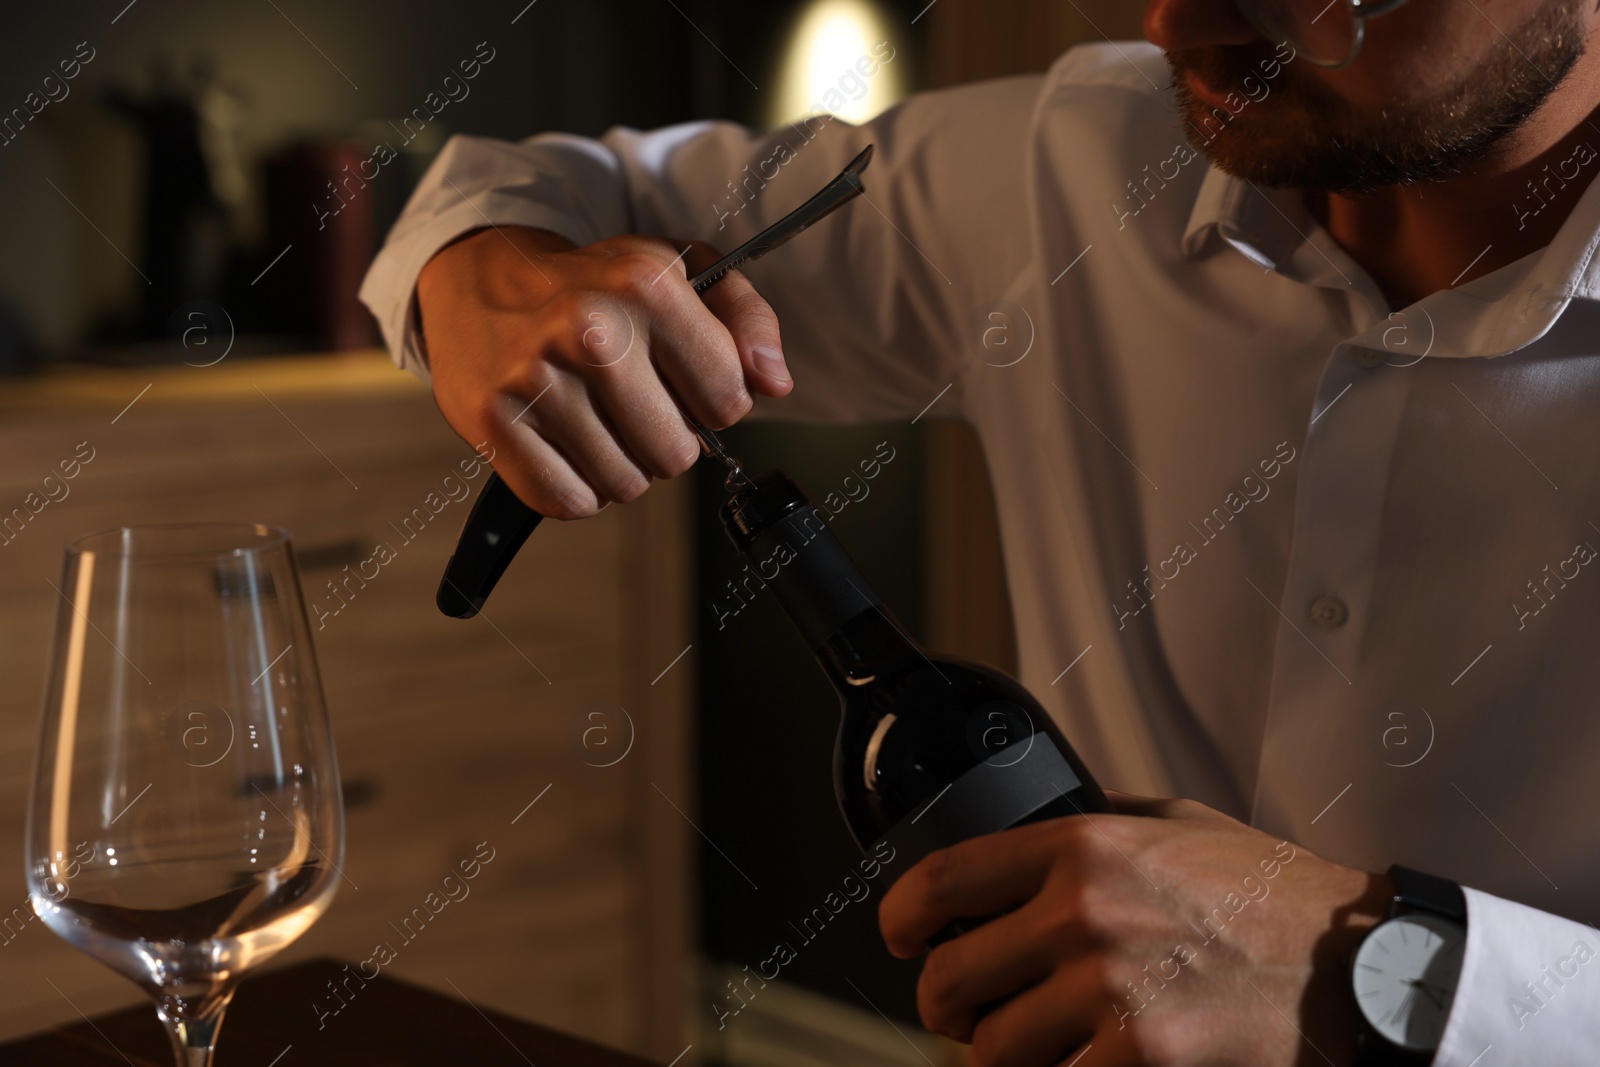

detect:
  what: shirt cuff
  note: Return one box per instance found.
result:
[356,196,598,386]
[1433,885,1600,1065]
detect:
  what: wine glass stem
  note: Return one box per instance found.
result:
[159,994,233,1067]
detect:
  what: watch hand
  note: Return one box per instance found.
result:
[1396,985,1418,1022]
[1403,979,1446,1010]
[1422,982,1451,1006]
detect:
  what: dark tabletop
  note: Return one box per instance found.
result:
[0,958,663,1066]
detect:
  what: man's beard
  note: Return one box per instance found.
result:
[1165,1,1588,193]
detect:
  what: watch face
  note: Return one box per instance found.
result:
[1352,913,1466,1051]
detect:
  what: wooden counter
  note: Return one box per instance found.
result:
[0,958,666,1067]
[0,349,419,412]
[0,352,696,1064]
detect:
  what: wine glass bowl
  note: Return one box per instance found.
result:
[25,523,344,1065]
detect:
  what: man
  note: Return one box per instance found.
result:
[359,0,1600,1061]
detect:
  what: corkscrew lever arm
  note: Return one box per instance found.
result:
[436,144,875,619]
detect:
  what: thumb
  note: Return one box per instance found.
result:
[1103,790,1223,823]
[1103,789,1182,818]
[679,240,793,398]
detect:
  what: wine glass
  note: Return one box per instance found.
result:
[25,523,344,1066]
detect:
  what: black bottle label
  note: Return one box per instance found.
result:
[868,733,1084,890]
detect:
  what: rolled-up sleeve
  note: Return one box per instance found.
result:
[1435,886,1600,1065]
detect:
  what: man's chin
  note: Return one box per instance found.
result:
[1164,0,1588,196]
[1175,95,1398,193]
[1175,100,1323,190]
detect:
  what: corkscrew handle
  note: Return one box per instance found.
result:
[436,146,875,619]
[435,473,545,619]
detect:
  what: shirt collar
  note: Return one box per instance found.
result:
[1180,158,1600,359]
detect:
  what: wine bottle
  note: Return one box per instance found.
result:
[719,469,1111,898]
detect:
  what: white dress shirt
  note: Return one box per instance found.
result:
[360,40,1600,1065]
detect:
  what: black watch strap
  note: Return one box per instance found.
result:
[1355,1031,1433,1066]
[1385,864,1467,924]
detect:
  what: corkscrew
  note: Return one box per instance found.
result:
[436,144,875,619]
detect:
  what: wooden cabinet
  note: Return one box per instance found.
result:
[0,352,694,1061]
[925,0,1148,88]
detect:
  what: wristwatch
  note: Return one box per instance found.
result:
[1350,864,1468,1065]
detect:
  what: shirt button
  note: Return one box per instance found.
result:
[1354,348,1385,368]
[1309,595,1349,630]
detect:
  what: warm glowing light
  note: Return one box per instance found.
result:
[769,0,905,128]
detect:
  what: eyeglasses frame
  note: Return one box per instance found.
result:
[1239,0,1413,68]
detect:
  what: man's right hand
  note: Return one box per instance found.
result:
[416,226,794,519]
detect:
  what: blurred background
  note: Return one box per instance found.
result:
[0,0,1142,1063]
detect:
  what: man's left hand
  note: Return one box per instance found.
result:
[878,793,1394,1067]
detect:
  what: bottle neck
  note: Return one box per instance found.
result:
[815,607,922,689]
[733,502,902,655]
